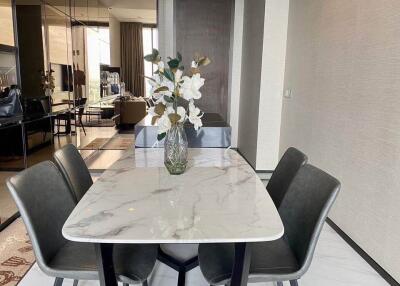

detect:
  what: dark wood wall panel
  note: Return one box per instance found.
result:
[175,0,233,120]
[16,5,45,98]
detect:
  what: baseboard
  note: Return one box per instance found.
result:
[326,218,399,286]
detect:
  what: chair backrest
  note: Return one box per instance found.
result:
[267,147,308,207]
[6,161,76,271]
[40,97,51,114]
[279,164,340,275]
[53,144,93,202]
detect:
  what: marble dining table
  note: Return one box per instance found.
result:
[62,148,284,286]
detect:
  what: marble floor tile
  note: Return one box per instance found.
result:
[19,224,390,286]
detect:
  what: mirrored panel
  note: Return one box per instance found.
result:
[0,0,15,47]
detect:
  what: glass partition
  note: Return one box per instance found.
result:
[0,0,15,47]
[0,0,18,230]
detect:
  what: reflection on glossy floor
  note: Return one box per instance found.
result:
[0,126,134,227]
[19,224,389,286]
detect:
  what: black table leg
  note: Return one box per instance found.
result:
[231,242,251,286]
[21,123,27,169]
[95,243,118,286]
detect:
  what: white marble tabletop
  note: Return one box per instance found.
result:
[62,148,284,244]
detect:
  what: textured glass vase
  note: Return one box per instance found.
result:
[164,123,188,175]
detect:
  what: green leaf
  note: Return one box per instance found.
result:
[144,54,155,62]
[152,48,159,57]
[198,57,211,66]
[145,49,161,63]
[154,86,169,93]
[157,132,166,141]
[163,69,175,82]
[177,52,182,62]
[167,59,180,69]
[169,113,181,124]
[164,95,174,103]
[154,103,166,115]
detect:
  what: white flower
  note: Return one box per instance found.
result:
[158,61,164,72]
[149,74,174,100]
[177,106,187,122]
[191,61,198,68]
[154,93,173,105]
[188,101,203,130]
[157,113,171,134]
[180,73,205,101]
[175,69,183,83]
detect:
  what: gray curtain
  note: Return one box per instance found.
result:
[121,22,144,97]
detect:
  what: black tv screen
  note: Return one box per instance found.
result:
[50,63,73,92]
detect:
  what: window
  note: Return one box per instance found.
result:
[87,26,110,103]
[143,26,158,97]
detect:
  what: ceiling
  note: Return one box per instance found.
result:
[99,0,157,24]
[99,0,156,10]
[14,0,157,24]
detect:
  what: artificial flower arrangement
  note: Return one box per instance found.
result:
[144,49,210,141]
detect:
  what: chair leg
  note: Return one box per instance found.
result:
[290,280,299,286]
[53,277,63,286]
[177,270,185,286]
[277,282,283,286]
[73,280,78,286]
[123,283,129,286]
[80,118,86,135]
[142,280,148,286]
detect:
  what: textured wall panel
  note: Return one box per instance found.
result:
[175,0,232,120]
[281,0,400,281]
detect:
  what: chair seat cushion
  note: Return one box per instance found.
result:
[114,243,159,284]
[198,238,299,285]
[160,244,199,263]
[47,242,98,280]
[46,241,158,283]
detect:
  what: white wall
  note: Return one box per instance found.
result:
[157,0,175,60]
[236,0,289,170]
[280,0,400,281]
[109,15,120,67]
[237,0,265,167]
[256,0,289,170]
[227,0,244,148]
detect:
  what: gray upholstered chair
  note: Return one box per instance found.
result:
[158,244,199,285]
[53,144,92,202]
[198,164,340,286]
[7,161,158,286]
[267,147,308,208]
[54,144,199,285]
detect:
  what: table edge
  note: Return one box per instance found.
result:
[62,227,284,244]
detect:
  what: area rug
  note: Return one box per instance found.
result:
[0,219,34,286]
[80,137,134,150]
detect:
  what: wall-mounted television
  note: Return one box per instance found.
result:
[50,63,73,92]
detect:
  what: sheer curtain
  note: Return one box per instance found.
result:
[120,22,144,97]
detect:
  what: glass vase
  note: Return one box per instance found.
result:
[164,123,188,175]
